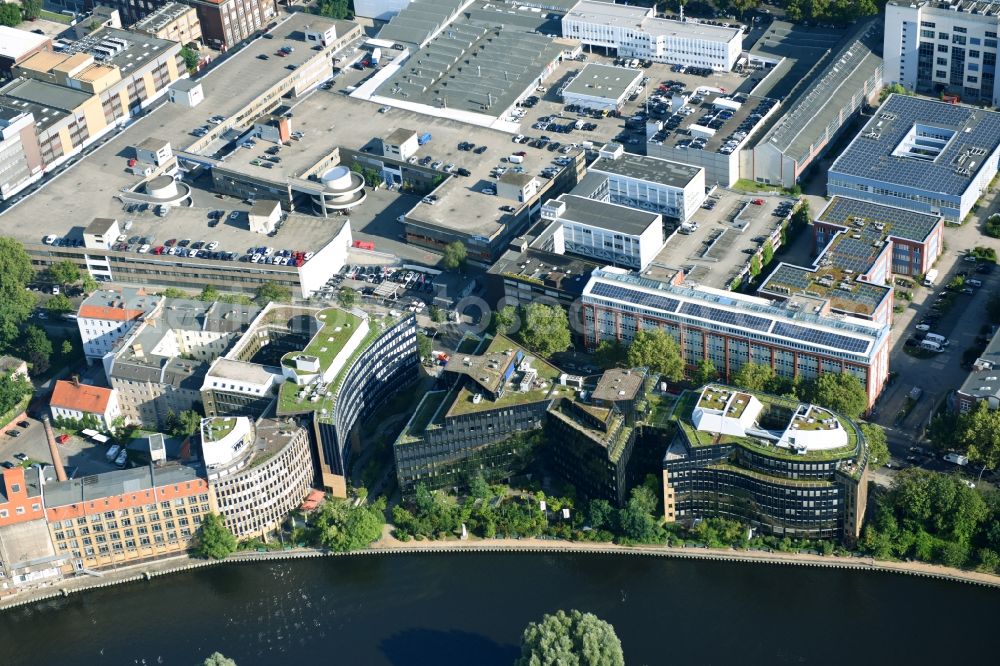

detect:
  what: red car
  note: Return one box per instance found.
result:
[752,198,765,205]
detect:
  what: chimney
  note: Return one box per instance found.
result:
[72,375,80,387]
[42,415,68,482]
[132,343,144,358]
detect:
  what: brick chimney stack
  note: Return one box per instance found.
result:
[42,415,68,482]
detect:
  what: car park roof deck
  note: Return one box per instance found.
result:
[648,90,778,154]
[646,192,790,290]
[1,14,361,235]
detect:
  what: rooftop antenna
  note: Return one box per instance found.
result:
[679,0,685,22]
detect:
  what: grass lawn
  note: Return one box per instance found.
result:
[38,9,73,23]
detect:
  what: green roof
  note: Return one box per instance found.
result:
[446,335,562,417]
[202,417,237,442]
[398,390,448,444]
[280,308,362,372]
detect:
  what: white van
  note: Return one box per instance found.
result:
[924,333,948,346]
[508,155,524,164]
[919,340,943,352]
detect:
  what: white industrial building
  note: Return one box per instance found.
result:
[562,0,743,71]
[562,63,642,111]
[354,0,415,21]
[827,94,1000,221]
[588,143,705,222]
[884,0,1000,107]
[542,194,664,270]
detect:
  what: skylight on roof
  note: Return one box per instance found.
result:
[892,123,957,162]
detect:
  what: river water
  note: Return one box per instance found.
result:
[0,552,995,665]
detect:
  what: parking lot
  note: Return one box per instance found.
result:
[0,417,120,478]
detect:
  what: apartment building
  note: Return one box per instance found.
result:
[45,463,216,570]
[884,0,1000,106]
[0,27,184,200]
[562,0,743,71]
[186,0,278,51]
[49,380,121,429]
[581,268,891,406]
[101,298,260,428]
[131,2,203,46]
[78,289,162,362]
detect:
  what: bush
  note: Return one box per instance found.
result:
[986,214,1000,239]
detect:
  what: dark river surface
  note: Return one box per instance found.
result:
[0,552,995,665]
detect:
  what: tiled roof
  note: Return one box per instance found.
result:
[50,381,114,414]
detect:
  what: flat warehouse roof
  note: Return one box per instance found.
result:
[829,94,1000,196]
[556,194,660,235]
[590,148,702,190]
[563,63,641,101]
[0,27,50,60]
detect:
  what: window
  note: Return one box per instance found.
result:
[938,44,949,53]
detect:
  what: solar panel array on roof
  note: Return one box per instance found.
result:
[818,196,940,243]
[772,321,869,354]
[678,302,772,332]
[829,95,1000,195]
[590,282,680,314]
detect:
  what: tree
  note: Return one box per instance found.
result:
[180,45,200,72]
[203,653,237,666]
[0,370,31,416]
[199,284,220,302]
[618,486,660,543]
[493,305,518,336]
[416,332,432,360]
[749,254,762,278]
[731,362,774,392]
[22,325,52,374]
[254,283,291,306]
[60,339,75,358]
[955,402,1000,471]
[626,328,684,381]
[20,0,41,20]
[312,497,386,551]
[441,241,467,270]
[196,513,237,559]
[315,0,351,20]
[516,609,624,666]
[0,238,38,353]
[0,4,21,26]
[49,261,81,289]
[861,423,889,467]
[337,287,358,308]
[80,274,99,295]
[693,359,717,386]
[519,303,571,357]
[45,294,74,314]
[593,339,627,370]
[880,83,912,102]
[761,240,774,267]
[812,372,867,420]
[587,499,614,531]
[162,287,188,299]
[167,409,202,439]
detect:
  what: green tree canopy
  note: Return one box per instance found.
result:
[0,4,21,26]
[22,325,52,374]
[493,305,518,336]
[81,274,99,295]
[880,82,912,102]
[516,609,624,666]
[761,240,774,267]
[593,339,627,370]
[731,362,775,392]
[337,287,358,308]
[180,45,200,71]
[312,497,386,551]
[861,423,889,467]
[45,294,74,314]
[48,261,81,288]
[166,409,202,439]
[254,283,291,306]
[0,238,38,353]
[203,653,237,666]
[693,359,717,386]
[441,241,468,270]
[20,0,41,20]
[416,331,432,360]
[315,0,351,19]
[162,287,188,298]
[749,254,761,278]
[811,372,867,420]
[519,303,571,357]
[626,328,683,381]
[196,513,237,559]
[0,370,31,416]
[955,401,1000,471]
[199,284,220,302]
